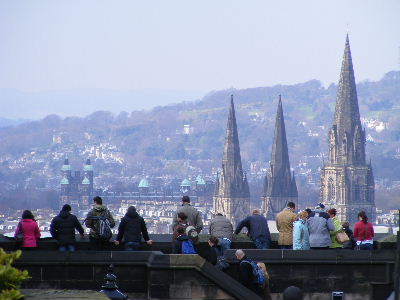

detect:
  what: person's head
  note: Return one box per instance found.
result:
[283,286,302,300]
[177,226,185,236]
[297,211,308,221]
[287,202,295,210]
[235,249,245,260]
[127,206,136,215]
[216,213,223,216]
[342,221,350,229]
[358,211,368,223]
[62,204,71,212]
[177,212,188,222]
[315,203,325,210]
[328,208,337,218]
[208,236,219,247]
[93,196,103,205]
[252,209,261,215]
[305,208,312,217]
[182,196,190,204]
[22,210,35,220]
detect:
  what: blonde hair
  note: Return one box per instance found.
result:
[252,209,261,215]
[297,211,308,220]
[257,262,269,280]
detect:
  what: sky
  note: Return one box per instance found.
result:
[0,0,399,118]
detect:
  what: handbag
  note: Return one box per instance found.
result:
[15,222,24,246]
[335,231,350,244]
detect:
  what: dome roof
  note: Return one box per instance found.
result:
[60,177,69,185]
[82,177,90,185]
[138,178,149,188]
[196,175,206,185]
[180,179,191,187]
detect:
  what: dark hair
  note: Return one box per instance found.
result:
[358,211,368,224]
[287,202,295,209]
[216,213,223,216]
[177,212,188,221]
[182,196,190,203]
[328,208,337,216]
[22,210,35,221]
[209,236,219,245]
[62,204,71,212]
[305,208,312,216]
[93,196,103,205]
[342,221,349,228]
[177,226,185,234]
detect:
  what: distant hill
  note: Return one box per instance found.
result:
[0,71,399,210]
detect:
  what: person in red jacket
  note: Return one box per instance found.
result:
[14,210,41,249]
[353,211,374,250]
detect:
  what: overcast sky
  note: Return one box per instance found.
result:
[0,0,399,116]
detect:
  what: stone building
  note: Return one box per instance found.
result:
[320,35,376,224]
[60,158,94,210]
[213,95,250,227]
[262,96,298,219]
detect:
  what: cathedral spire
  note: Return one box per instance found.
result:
[334,35,362,146]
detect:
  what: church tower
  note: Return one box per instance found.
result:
[213,95,250,227]
[320,35,375,224]
[262,96,298,219]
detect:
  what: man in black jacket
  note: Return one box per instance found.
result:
[114,206,153,251]
[50,204,84,251]
[235,249,263,296]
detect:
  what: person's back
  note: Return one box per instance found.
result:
[235,211,271,249]
[293,218,310,250]
[115,206,152,251]
[353,211,374,250]
[15,210,41,248]
[85,196,115,250]
[209,214,233,240]
[50,204,84,251]
[276,203,297,249]
[307,208,334,248]
[172,196,203,234]
[173,227,196,254]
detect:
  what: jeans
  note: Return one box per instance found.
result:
[124,241,141,251]
[254,237,270,249]
[219,238,231,255]
[59,245,76,252]
[357,243,373,250]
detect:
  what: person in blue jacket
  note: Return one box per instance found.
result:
[293,211,310,250]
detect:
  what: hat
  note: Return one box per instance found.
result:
[315,203,325,209]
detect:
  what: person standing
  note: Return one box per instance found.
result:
[342,221,355,249]
[209,213,233,254]
[328,208,343,249]
[276,202,297,249]
[85,196,115,250]
[172,196,203,234]
[114,206,153,251]
[235,209,271,249]
[50,204,84,251]
[307,203,334,249]
[235,249,264,297]
[14,210,41,249]
[353,211,374,250]
[293,211,310,250]
[173,226,197,254]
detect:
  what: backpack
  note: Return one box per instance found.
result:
[185,225,199,244]
[242,259,265,287]
[88,210,112,241]
[181,239,197,254]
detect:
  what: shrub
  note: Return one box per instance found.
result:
[0,248,30,300]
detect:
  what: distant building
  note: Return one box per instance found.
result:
[262,96,298,219]
[320,35,376,224]
[60,158,94,210]
[213,95,250,227]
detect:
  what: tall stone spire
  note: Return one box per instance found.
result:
[262,96,297,219]
[320,35,375,224]
[214,95,250,227]
[332,34,365,165]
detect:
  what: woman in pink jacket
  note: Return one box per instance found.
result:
[14,210,41,248]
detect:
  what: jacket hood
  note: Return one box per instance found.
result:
[21,219,36,223]
[93,205,107,212]
[125,206,139,218]
[59,210,71,219]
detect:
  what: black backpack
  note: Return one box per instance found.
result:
[88,210,112,241]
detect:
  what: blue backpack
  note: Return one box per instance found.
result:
[181,239,197,254]
[242,259,265,287]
